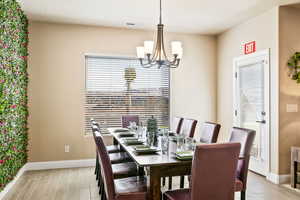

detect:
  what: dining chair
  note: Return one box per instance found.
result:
[162,117,183,187]
[96,135,147,200]
[175,118,197,188]
[92,131,140,198]
[167,118,198,190]
[91,121,131,183]
[179,118,198,138]
[171,117,183,133]
[92,125,121,153]
[163,143,241,200]
[91,119,121,154]
[199,122,221,144]
[121,115,139,128]
[183,121,221,188]
[229,127,256,200]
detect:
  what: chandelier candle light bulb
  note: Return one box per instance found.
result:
[144,41,154,54]
[171,41,182,55]
[136,47,145,58]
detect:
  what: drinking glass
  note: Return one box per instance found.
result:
[137,125,143,139]
[147,132,155,147]
[192,139,197,151]
[162,128,168,137]
[131,122,137,131]
[161,131,169,154]
[184,137,193,151]
[176,135,185,151]
[100,120,108,134]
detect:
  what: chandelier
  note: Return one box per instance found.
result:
[136,0,183,68]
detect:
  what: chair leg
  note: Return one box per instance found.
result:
[168,177,172,190]
[99,181,102,195]
[101,184,107,200]
[180,176,185,188]
[96,165,99,180]
[138,166,145,176]
[241,191,246,200]
[100,184,105,200]
[162,193,167,200]
[95,155,98,175]
[97,167,102,186]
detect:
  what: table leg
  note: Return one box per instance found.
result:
[148,167,161,200]
[294,161,298,188]
[138,166,145,176]
[113,137,118,145]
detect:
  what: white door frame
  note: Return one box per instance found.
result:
[233,49,270,176]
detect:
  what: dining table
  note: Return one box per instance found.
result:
[107,128,193,200]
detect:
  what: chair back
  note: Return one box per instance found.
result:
[191,143,241,200]
[199,122,221,144]
[121,115,139,128]
[180,118,197,138]
[229,127,255,190]
[92,124,100,132]
[95,135,116,200]
[90,119,100,131]
[171,117,183,133]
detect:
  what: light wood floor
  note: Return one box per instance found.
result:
[3,167,300,200]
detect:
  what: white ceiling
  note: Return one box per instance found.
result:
[19,0,300,34]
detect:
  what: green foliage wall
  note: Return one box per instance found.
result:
[0,0,28,191]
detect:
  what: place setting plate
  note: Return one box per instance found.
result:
[122,138,144,146]
[174,151,194,160]
[133,145,160,155]
[113,128,129,133]
[118,132,136,138]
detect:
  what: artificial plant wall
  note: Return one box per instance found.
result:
[0,0,28,191]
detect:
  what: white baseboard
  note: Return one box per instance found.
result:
[0,165,27,200]
[0,159,96,200]
[26,159,96,171]
[279,174,291,184]
[267,172,290,184]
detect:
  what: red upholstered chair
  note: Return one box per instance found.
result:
[92,131,139,198]
[121,115,139,128]
[91,119,121,154]
[229,127,256,200]
[91,120,131,183]
[199,122,221,144]
[96,135,147,200]
[185,122,221,187]
[171,117,183,133]
[179,118,198,138]
[163,143,241,200]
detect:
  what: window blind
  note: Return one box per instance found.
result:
[85,56,170,133]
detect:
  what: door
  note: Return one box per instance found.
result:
[233,49,270,176]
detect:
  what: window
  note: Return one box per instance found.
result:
[85,55,170,134]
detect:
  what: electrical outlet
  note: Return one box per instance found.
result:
[286,104,298,113]
[64,145,70,153]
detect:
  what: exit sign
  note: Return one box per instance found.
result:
[244,41,256,54]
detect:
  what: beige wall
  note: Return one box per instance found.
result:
[279,6,300,174]
[28,22,217,162]
[217,8,279,174]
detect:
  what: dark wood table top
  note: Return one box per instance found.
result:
[108,128,192,167]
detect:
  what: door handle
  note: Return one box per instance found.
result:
[256,120,266,124]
